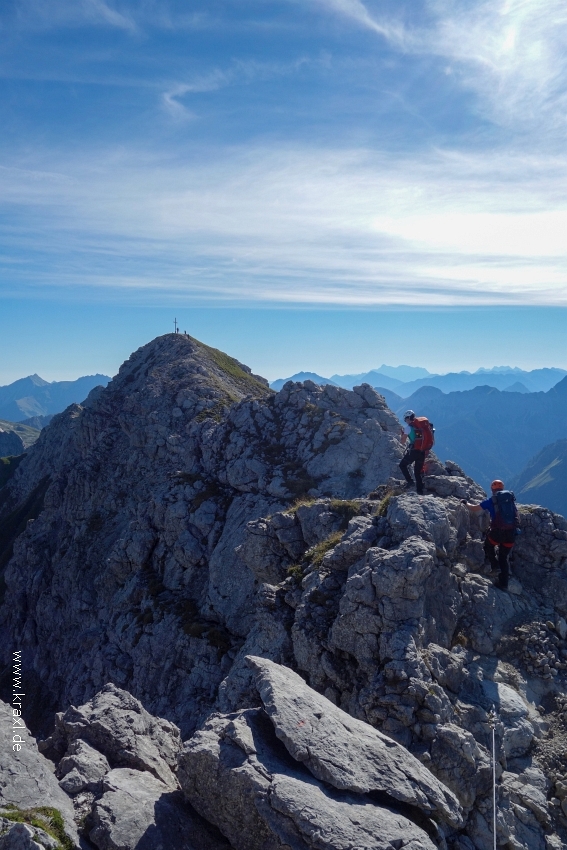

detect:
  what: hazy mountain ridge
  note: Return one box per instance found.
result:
[269,371,339,391]
[271,365,567,396]
[0,418,40,453]
[511,439,567,518]
[377,378,567,495]
[0,373,111,421]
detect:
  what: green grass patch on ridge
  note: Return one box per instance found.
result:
[0,805,73,850]
[192,338,272,396]
[305,530,344,568]
[329,499,362,529]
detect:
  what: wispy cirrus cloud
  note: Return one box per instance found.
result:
[1,144,567,306]
[8,0,137,32]
[312,0,407,44]
[162,71,229,120]
[314,0,567,137]
[161,56,311,120]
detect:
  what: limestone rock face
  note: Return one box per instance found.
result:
[178,707,438,850]
[1,334,567,849]
[57,739,110,795]
[39,683,227,850]
[246,655,462,827]
[0,335,404,736]
[0,820,58,850]
[49,683,181,789]
[0,700,78,847]
[90,768,229,850]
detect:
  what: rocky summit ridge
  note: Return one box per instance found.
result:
[0,333,566,850]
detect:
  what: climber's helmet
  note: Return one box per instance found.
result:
[403,410,415,422]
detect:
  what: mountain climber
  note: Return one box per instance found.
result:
[461,480,519,590]
[399,410,435,496]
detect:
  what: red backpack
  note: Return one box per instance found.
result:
[412,417,435,452]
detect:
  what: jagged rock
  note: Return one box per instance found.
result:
[426,722,491,809]
[90,768,229,850]
[459,575,516,654]
[178,708,437,850]
[0,701,78,847]
[52,683,181,789]
[57,739,110,795]
[246,655,463,827]
[422,645,465,694]
[481,681,535,758]
[0,337,404,735]
[0,821,58,850]
[320,514,380,571]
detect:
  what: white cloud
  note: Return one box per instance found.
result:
[312,0,567,138]
[161,73,228,119]
[161,57,311,120]
[313,0,406,44]
[9,0,136,32]
[1,144,567,306]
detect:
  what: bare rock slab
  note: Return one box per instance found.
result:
[178,708,437,850]
[246,655,463,828]
[90,768,229,850]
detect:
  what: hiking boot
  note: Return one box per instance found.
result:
[494,578,509,591]
[403,481,415,490]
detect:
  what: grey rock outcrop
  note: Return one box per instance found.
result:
[57,739,110,795]
[218,491,567,847]
[0,700,78,847]
[47,683,181,789]
[246,655,463,827]
[1,334,567,849]
[0,335,405,736]
[0,821,58,850]
[90,768,229,850]
[40,684,229,850]
[178,707,438,850]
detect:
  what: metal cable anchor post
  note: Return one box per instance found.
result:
[488,709,497,850]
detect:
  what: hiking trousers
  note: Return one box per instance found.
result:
[399,449,426,495]
[484,528,515,587]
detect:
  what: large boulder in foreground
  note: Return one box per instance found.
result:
[178,657,464,849]
[246,655,463,828]
[178,707,438,850]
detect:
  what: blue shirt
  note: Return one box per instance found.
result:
[480,496,496,520]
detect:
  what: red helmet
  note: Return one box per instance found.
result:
[491,479,505,491]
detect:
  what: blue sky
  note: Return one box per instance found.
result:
[1,0,566,383]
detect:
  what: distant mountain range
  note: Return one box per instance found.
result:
[270,365,567,396]
[270,372,339,392]
[0,374,110,421]
[378,378,567,496]
[511,440,567,518]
